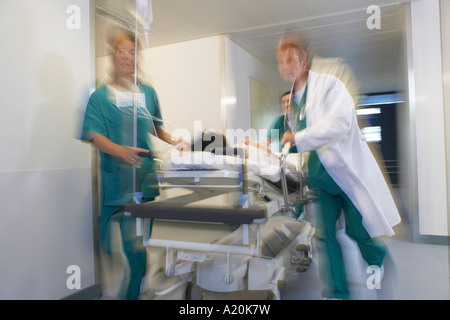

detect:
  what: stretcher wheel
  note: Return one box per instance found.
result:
[295,244,311,252]
[297,257,312,266]
[296,266,308,273]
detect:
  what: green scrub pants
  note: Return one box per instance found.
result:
[100,203,150,300]
[308,151,386,300]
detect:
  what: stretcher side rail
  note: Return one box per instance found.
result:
[124,202,267,225]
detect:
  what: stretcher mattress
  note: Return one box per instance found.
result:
[161,145,301,184]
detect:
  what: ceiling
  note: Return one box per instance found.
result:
[95,0,413,94]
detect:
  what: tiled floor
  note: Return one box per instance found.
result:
[282,221,450,300]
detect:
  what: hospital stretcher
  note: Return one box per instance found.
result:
[124,143,315,299]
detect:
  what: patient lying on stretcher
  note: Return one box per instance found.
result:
[161,129,301,186]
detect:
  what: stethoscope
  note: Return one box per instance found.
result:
[284,78,308,133]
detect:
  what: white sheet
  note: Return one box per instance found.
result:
[161,144,301,184]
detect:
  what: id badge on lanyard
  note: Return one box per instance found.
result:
[115,91,146,109]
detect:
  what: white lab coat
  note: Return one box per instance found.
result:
[295,71,401,237]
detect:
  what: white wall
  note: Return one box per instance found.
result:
[397,4,415,232]
[441,0,450,238]
[223,37,285,139]
[0,0,95,299]
[142,36,224,143]
[407,0,449,236]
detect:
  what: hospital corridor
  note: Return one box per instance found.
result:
[0,0,449,303]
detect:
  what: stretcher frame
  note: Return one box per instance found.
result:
[125,147,313,299]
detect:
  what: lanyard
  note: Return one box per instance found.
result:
[299,83,308,121]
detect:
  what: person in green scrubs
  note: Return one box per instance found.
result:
[279,32,399,299]
[267,91,299,153]
[243,91,298,154]
[81,28,190,300]
[296,89,385,300]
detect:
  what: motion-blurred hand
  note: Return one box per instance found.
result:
[281,131,296,147]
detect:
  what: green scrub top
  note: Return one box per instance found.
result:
[268,114,299,153]
[81,83,162,207]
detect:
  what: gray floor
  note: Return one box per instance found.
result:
[282,222,450,300]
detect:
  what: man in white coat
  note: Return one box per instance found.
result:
[279,32,401,300]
